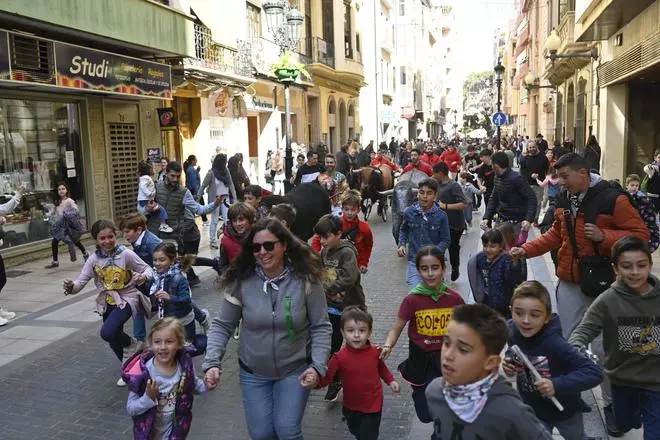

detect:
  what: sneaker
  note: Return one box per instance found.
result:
[202,221,210,227]
[0,316,8,327]
[233,325,240,340]
[200,309,211,333]
[603,404,623,437]
[451,268,460,282]
[116,377,126,387]
[159,223,174,233]
[122,337,139,365]
[83,251,90,261]
[189,277,201,287]
[210,242,219,250]
[44,261,59,269]
[324,381,342,402]
[0,308,16,320]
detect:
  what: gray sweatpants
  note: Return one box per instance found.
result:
[556,280,611,405]
[532,185,544,222]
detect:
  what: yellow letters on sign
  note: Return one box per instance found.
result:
[414,308,453,337]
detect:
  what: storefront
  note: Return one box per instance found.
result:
[0,29,171,257]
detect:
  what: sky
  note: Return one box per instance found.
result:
[452,0,517,75]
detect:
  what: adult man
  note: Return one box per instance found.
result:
[335,143,351,177]
[146,161,220,285]
[294,150,325,185]
[439,142,462,179]
[402,148,433,176]
[420,143,442,167]
[510,153,649,436]
[324,154,349,214]
[536,133,549,154]
[397,178,451,287]
[481,151,537,236]
[398,141,413,168]
[472,149,495,205]
[389,137,398,161]
[432,162,468,281]
[520,140,550,223]
[371,146,400,171]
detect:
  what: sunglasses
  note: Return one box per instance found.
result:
[251,240,280,253]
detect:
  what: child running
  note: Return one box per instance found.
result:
[312,190,374,273]
[381,246,464,423]
[569,237,660,438]
[458,172,484,228]
[137,160,172,233]
[467,229,525,318]
[317,306,400,440]
[426,304,553,439]
[63,219,152,386]
[314,214,366,402]
[45,182,89,269]
[123,317,207,439]
[503,281,603,440]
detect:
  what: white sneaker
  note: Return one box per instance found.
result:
[159,223,174,233]
[0,316,8,327]
[116,377,126,387]
[0,308,16,320]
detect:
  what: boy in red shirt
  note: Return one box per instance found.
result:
[439,142,462,178]
[317,306,400,440]
[402,148,433,176]
[311,190,374,273]
[371,146,401,172]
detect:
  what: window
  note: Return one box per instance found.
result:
[393,66,396,92]
[246,3,261,39]
[344,1,353,58]
[399,0,405,16]
[400,66,407,85]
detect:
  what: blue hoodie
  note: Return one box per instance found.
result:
[507,315,603,422]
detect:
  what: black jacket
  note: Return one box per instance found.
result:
[485,168,538,223]
[520,153,550,186]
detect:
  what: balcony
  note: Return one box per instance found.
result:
[310,37,335,69]
[381,25,395,54]
[0,0,194,57]
[543,11,594,85]
[577,0,655,42]
[175,24,253,82]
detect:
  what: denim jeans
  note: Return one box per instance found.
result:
[138,200,167,222]
[463,205,473,224]
[542,412,584,440]
[239,364,310,440]
[132,313,146,342]
[406,260,423,288]
[101,303,133,361]
[209,199,230,245]
[611,384,660,439]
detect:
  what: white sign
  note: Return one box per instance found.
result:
[379,107,398,124]
[245,95,274,112]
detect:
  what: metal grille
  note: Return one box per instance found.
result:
[9,34,55,84]
[599,45,642,86]
[108,123,140,220]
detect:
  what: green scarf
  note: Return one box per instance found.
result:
[411,282,448,301]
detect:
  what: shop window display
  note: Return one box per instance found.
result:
[0,99,86,248]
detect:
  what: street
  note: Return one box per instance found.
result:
[0,212,642,439]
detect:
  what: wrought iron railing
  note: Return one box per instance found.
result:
[311,37,335,69]
[182,23,253,78]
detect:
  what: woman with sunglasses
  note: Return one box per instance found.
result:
[202,218,332,440]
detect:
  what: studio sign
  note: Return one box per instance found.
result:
[54,42,172,98]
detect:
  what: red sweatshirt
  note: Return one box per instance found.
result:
[403,161,433,176]
[311,214,373,268]
[371,156,400,171]
[319,343,395,413]
[439,149,462,172]
[420,153,442,167]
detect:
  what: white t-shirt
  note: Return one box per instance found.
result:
[138,175,156,201]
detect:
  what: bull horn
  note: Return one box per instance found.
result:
[412,188,419,194]
[377,189,394,196]
[351,168,363,174]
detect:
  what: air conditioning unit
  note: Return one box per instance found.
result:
[9,34,55,84]
[542,101,553,113]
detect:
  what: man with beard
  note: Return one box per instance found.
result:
[294,150,326,185]
[323,154,349,214]
[472,149,495,205]
[403,148,433,176]
[421,143,442,167]
[520,140,550,223]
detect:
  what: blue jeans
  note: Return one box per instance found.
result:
[407,260,423,288]
[612,384,660,440]
[101,303,133,361]
[239,364,310,440]
[463,205,473,224]
[541,412,584,440]
[209,198,230,245]
[132,313,146,342]
[138,200,167,221]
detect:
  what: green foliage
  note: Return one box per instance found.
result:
[463,108,494,138]
[269,50,311,80]
[463,71,494,109]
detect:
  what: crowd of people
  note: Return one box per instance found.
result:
[0,129,654,439]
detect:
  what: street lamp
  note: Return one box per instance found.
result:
[545,29,598,63]
[453,109,458,136]
[263,0,304,192]
[524,71,555,90]
[493,60,505,147]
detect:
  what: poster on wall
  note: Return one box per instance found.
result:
[0,31,9,80]
[54,41,172,98]
[157,108,177,130]
[209,89,231,117]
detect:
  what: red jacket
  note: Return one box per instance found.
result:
[318,343,395,413]
[420,153,442,167]
[311,214,374,268]
[371,156,400,172]
[439,149,462,172]
[403,161,433,176]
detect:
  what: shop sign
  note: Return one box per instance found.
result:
[401,105,415,119]
[380,107,398,124]
[245,95,274,112]
[147,148,161,163]
[0,31,8,81]
[209,89,231,117]
[157,108,177,131]
[53,42,172,98]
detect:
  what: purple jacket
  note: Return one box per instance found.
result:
[121,348,198,439]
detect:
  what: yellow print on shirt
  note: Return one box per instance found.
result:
[415,308,453,337]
